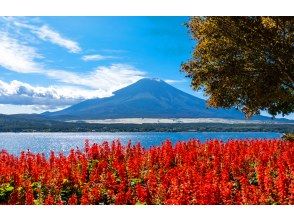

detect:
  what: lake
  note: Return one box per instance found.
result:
[0,132,282,155]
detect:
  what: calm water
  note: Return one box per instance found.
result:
[0,132,282,155]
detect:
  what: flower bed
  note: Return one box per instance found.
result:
[0,139,293,205]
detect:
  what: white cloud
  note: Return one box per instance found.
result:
[0,63,146,110]
[86,63,145,91]
[0,79,112,109]
[33,25,81,53]
[0,32,42,73]
[0,104,70,114]
[0,104,53,114]
[8,18,81,53]
[0,34,145,94]
[82,54,115,61]
[44,64,145,91]
[164,79,187,84]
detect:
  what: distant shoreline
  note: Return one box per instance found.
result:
[1,113,293,133]
[66,117,293,125]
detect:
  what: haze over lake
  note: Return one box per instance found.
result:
[0,132,282,155]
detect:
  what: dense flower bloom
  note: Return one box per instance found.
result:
[0,139,293,205]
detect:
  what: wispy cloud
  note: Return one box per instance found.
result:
[44,64,145,91]
[82,54,116,61]
[33,25,81,53]
[0,32,42,73]
[164,79,187,84]
[9,18,81,53]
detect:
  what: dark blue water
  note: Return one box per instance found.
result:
[0,132,282,155]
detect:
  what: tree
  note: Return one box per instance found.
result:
[182,17,294,118]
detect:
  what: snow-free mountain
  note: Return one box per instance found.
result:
[43,78,269,120]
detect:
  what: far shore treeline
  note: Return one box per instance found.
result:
[0,114,293,133]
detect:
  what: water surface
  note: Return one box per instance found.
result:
[0,132,282,155]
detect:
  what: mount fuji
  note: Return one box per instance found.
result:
[43,78,272,121]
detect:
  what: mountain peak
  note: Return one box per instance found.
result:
[113,77,172,96]
[44,77,267,120]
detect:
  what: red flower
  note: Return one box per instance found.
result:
[0,139,292,205]
[68,194,78,205]
[44,194,55,205]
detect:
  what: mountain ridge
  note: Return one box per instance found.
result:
[42,78,284,121]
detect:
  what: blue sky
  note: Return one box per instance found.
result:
[0,16,292,119]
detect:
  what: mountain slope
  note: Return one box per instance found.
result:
[44,78,269,120]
